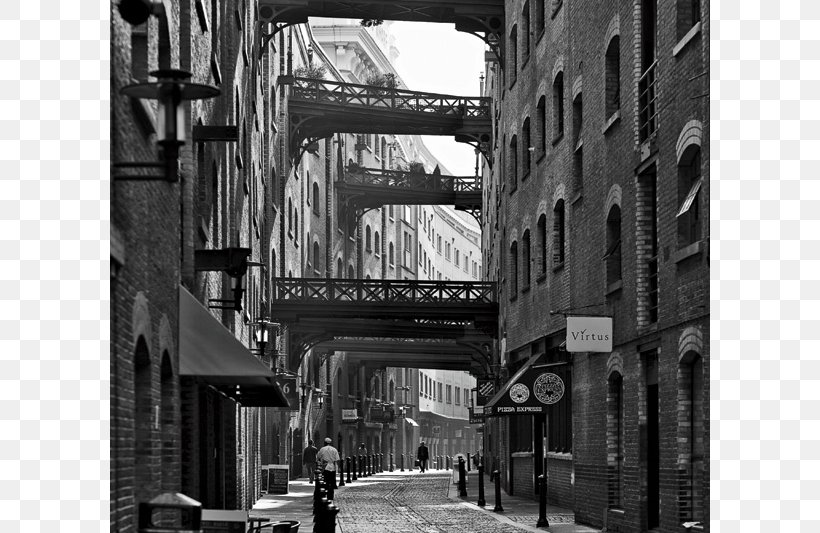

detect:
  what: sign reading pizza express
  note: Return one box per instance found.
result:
[486,370,565,415]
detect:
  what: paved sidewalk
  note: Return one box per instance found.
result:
[251,469,601,533]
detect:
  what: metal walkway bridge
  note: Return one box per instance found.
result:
[287,77,492,161]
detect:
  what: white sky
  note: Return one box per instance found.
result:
[389,22,485,177]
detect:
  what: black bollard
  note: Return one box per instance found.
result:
[390,453,394,472]
[400,453,405,472]
[352,456,358,481]
[536,474,549,527]
[493,470,504,512]
[313,473,325,515]
[446,456,450,470]
[339,457,345,487]
[369,454,373,475]
[458,457,467,497]
[346,457,352,484]
[477,463,486,507]
[380,453,384,472]
[467,453,472,472]
[325,500,340,533]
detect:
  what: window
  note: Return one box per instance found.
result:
[522,2,530,62]
[288,198,293,234]
[437,235,442,253]
[640,0,658,141]
[365,225,372,252]
[403,231,412,267]
[552,72,564,140]
[509,135,518,190]
[375,232,380,255]
[313,241,321,273]
[607,372,625,508]
[455,386,461,405]
[445,242,451,260]
[403,205,412,222]
[522,230,531,289]
[537,214,547,276]
[294,211,299,245]
[572,92,583,146]
[130,24,149,81]
[348,265,355,279]
[605,37,621,118]
[455,249,460,267]
[389,243,395,265]
[464,388,470,406]
[313,182,320,215]
[688,354,705,522]
[638,167,659,324]
[677,147,702,247]
[437,382,443,402]
[677,0,701,39]
[510,241,519,295]
[509,25,518,85]
[535,0,545,35]
[537,96,547,156]
[522,117,531,177]
[419,243,423,264]
[446,385,452,404]
[605,206,622,287]
[553,200,565,266]
[337,258,343,278]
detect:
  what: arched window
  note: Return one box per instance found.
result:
[607,372,625,507]
[337,258,343,279]
[348,265,355,279]
[535,0,546,34]
[389,243,395,265]
[313,241,321,273]
[509,25,518,85]
[537,214,547,276]
[288,198,293,233]
[313,182,320,215]
[605,205,622,286]
[537,96,547,156]
[605,37,621,118]
[522,117,531,177]
[366,225,372,252]
[374,232,380,255]
[294,211,299,244]
[572,92,583,145]
[553,200,565,265]
[677,146,702,247]
[134,337,153,504]
[509,135,518,189]
[160,353,175,496]
[509,241,519,295]
[553,72,565,139]
[522,230,531,289]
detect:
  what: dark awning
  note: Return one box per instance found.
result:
[485,353,567,415]
[179,286,289,408]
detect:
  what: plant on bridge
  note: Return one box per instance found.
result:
[294,64,327,80]
[360,19,384,27]
[365,72,399,89]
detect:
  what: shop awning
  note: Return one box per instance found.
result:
[405,417,419,427]
[179,286,289,408]
[485,353,566,415]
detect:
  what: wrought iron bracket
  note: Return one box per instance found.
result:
[461,29,504,70]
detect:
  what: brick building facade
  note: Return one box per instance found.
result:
[481,0,709,531]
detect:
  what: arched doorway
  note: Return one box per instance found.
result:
[134,337,153,508]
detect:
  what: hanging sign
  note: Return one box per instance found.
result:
[566,316,613,352]
[274,375,299,409]
[342,409,359,422]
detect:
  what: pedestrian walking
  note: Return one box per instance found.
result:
[302,439,318,483]
[317,437,341,501]
[416,441,429,473]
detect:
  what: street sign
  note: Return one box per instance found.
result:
[476,379,495,406]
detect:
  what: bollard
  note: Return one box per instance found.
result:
[536,474,549,527]
[338,457,345,487]
[445,456,449,471]
[458,457,467,497]
[493,470,504,512]
[378,453,383,472]
[315,498,337,532]
[352,456,358,481]
[467,453,472,472]
[390,453,394,472]
[313,473,326,515]
[477,463,486,507]
[400,453,405,472]
[346,457,352,484]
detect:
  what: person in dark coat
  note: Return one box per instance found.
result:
[416,441,429,473]
[302,439,318,483]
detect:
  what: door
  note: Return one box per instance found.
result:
[645,352,660,530]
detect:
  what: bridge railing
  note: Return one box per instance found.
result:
[343,166,481,193]
[291,77,491,118]
[273,278,497,304]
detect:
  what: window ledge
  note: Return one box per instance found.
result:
[673,240,704,263]
[552,133,564,147]
[536,152,546,164]
[521,55,530,70]
[602,111,621,134]
[522,170,531,181]
[546,451,572,460]
[536,29,546,45]
[551,1,563,19]
[288,230,294,240]
[536,273,547,284]
[509,185,517,196]
[521,285,531,294]
[608,508,626,516]
[509,77,517,90]
[673,21,702,57]
[606,279,623,296]
[509,294,518,302]
[511,451,533,458]
[553,261,565,273]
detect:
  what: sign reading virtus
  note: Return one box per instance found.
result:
[566,316,613,352]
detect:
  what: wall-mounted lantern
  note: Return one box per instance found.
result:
[115,69,219,182]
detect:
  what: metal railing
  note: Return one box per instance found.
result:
[291,77,491,118]
[638,61,658,142]
[273,278,497,304]
[343,165,482,193]
[647,256,659,323]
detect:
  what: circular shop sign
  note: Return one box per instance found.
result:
[509,383,530,403]
[533,373,565,405]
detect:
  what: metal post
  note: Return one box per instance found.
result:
[346,457,352,484]
[351,456,357,481]
[458,457,467,497]
[338,457,345,487]
[313,469,325,515]
[536,474,549,527]
[467,452,472,472]
[400,453,405,472]
[493,470,504,512]
[477,463,486,507]
[327,501,339,533]
[390,452,394,472]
